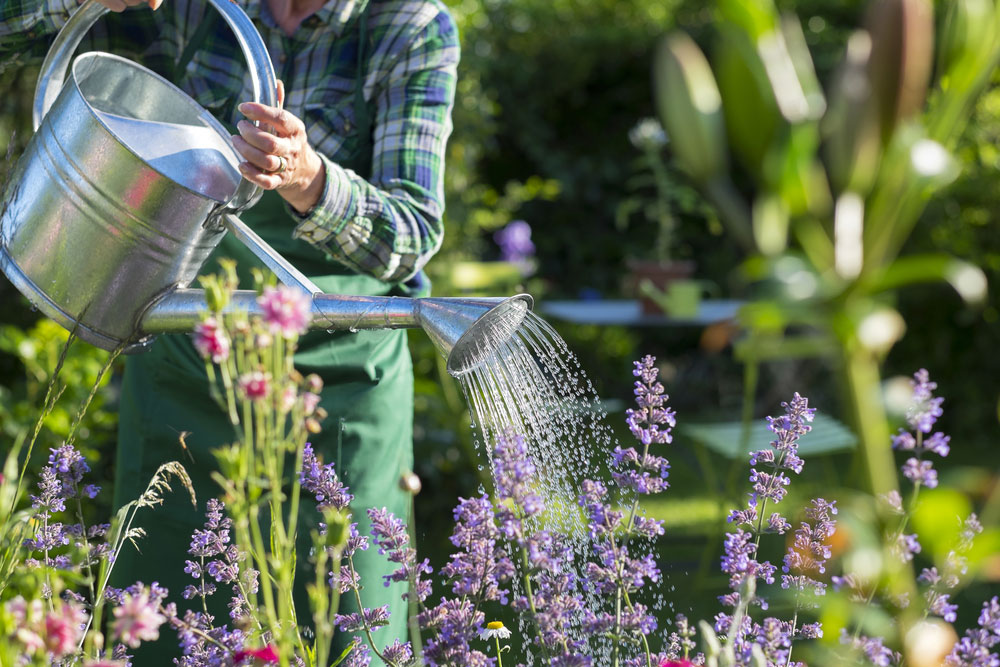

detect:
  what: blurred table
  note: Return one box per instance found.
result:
[537,299,743,327]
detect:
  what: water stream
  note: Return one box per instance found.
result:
[457,310,665,662]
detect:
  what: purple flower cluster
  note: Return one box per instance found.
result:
[613,356,675,495]
[515,532,589,664]
[419,598,490,666]
[840,629,901,666]
[781,499,837,598]
[300,443,353,513]
[493,431,543,540]
[728,394,814,530]
[171,607,246,667]
[439,494,514,604]
[947,597,1000,666]
[328,523,370,594]
[368,506,433,603]
[718,529,776,609]
[892,369,949,489]
[24,444,110,569]
[182,499,257,620]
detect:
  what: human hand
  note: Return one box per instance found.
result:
[85,0,162,11]
[233,80,326,215]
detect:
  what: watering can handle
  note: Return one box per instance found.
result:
[33,0,277,213]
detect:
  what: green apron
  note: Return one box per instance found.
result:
[112,7,415,653]
[113,191,414,664]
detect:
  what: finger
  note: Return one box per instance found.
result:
[238,161,283,190]
[148,0,163,8]
[238,102,301,136]
[236,119,290,156]
[276,79,285,109]
[231,134,284,174]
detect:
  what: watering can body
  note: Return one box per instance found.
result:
[0,0,277,352]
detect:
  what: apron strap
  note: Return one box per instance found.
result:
[352,2,374,180]
[173,7,219,81]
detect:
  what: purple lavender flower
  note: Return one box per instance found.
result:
[184,499,254,621]
[493,431,544,541]
[907,369,944,434]
[893,532,922,562]
[170,608,246,667]
[381,639,414,665]
[625,356,676,449]
[781,499,837,600]
[729,394,814,531]
[440,495,514,604]
[840,629,901,666]
[718,529,775,608]
[343,638,373,667]
[893,369,950,492]
[419,598,490,666]
[335,605,391,633]
[901,458,938,489]
[946,599,1000,666]
[368,507,433,603]
[300,443,353,512]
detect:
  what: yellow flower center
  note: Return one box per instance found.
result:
[487,621,505,630]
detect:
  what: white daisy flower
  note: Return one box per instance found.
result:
[480,620,512,641]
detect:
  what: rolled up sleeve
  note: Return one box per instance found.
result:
[292,7,459,284]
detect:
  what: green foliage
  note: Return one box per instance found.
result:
[0,320,117,470]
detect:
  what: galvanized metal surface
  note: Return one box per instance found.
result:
[0,0,276,351]
[140,291,534,375]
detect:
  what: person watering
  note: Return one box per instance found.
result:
[0,0,458,661]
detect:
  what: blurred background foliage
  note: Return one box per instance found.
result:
[1,0,999,657]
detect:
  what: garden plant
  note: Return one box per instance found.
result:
[1,0,999,665]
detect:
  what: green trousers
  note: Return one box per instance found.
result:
[112,193,414,664]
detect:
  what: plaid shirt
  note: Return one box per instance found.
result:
[0,0,459,288]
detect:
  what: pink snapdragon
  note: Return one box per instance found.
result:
[112,589,167,648]
[239,371,271,402]
[258,285,311,339]
[193,317,230,363]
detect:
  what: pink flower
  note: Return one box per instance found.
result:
[302,391,321,415]
[7,596,45,655]
[660,661,696,667]
[234,644,280,664]
[258,286,311,339]
[193,317,230,363]
[45,601,87,657]
[112,589,167,648]
[239,371,271,401]
[280,386,297,413]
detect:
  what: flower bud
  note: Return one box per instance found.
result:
[399,471,422,495]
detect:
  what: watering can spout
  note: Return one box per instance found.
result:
[140,290,533,377]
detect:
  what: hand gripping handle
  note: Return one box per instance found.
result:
[33,0,277,212]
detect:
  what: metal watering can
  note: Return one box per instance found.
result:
[0,0,531,376]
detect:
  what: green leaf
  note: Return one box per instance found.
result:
[863,254,988,304]
[654,32,729,184]
[713,24,780,177]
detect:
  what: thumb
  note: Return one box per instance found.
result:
[147,0,163,8]
[276,79,285,110]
